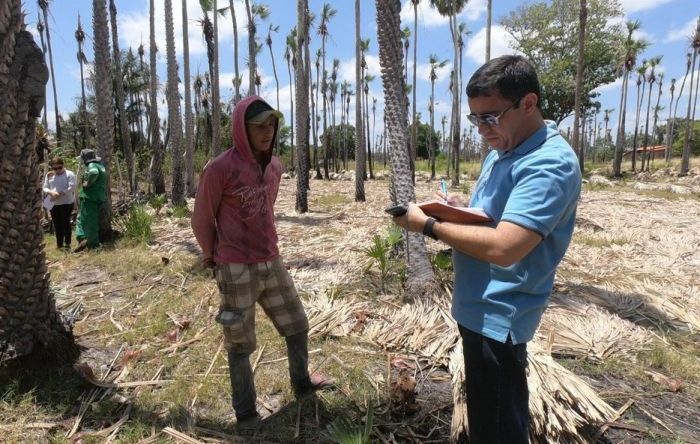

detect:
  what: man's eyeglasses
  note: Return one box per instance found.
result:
[467,100,519,127]
[51,166,63,171]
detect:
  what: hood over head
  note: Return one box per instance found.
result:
[231,95,281,164]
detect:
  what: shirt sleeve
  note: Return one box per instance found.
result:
[42,174,52,193]
[191,164,224,260]
[65,171,76,194]
[500,153,579,238]
[85,164,99,186]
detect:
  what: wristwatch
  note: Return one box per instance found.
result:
[422,217,439,240]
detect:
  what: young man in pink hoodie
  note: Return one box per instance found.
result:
[192,96,333,433]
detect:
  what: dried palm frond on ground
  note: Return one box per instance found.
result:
[526,343,616,444]
[539,303,653,362]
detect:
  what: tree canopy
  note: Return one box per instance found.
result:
[501,0,625,124]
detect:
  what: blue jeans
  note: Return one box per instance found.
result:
[459,324,530,444]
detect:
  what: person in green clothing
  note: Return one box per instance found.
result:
[74,149,107,252]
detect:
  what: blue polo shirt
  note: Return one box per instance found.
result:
[452,121,581,344]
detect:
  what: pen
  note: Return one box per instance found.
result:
[440,179,448,203]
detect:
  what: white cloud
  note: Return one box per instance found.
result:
[619,0,674,15]
[593,77,623,94]
[465,25,520,65]
[400,0,487,28]
[665,18,697,43]
[338,54,382,83]
[119,0,248,60]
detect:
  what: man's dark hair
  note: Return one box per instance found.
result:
[466,55,541,109]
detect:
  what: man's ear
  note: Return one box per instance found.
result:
[522,92,539,114]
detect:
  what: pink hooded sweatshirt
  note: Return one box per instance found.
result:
[191,96,283,264]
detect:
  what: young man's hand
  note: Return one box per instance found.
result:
[435,191,465,207]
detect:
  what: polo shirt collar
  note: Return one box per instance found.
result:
[496,121,559,160]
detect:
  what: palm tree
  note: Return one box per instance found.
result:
[211,0,221,155]
[295,0,311,211]
[109,0,135,193]
[285,29,296,170]
[38,0,61,143]
[453,21,469,184]
[164,0,185,205]
[613,20,648,177]
[603,108,613,162]
[313,48,322,178]
[244,2,270,96]
[36,14,48,130]
[355,0,365,201]
[229,0,241,103]
[572,0,587,172]
[0,0,78,363]
[668,54,692,163]
[149,0,165,194]
[266,23,281,152]
[430,0,467,184]
[364,73,375,179]
[680,18,700,176]
[410,0,420,182]
[375,0,435,299]
[92,0,114,234]
[75,15,89,151]
[663,79,676,163]
[428,54,447,180]
[183,0,196,196]
[640,56,662,172]
[318,4,337,178]
[647,72,664,169]
[631,62,648,172]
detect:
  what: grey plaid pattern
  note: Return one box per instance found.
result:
[215,258,309,353]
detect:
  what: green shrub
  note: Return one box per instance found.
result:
[148,194,167,216]
[115,205,152,244]
[169,204,190,218]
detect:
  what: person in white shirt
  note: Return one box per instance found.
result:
[43,157,76,249]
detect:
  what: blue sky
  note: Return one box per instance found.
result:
[20,0,700,142]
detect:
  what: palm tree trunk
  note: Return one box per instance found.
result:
[92,0,114,238]
[632,77,646,172]
[680,49,698,176]
[149,0,165,194]
[375,0,435,299]
[354,0,365,201]
[229,0,241,103]
[572,0,587,172]
[36,13,48,130]
[109,0,135,194]
[183,0,195,196]
[164,0,185,205]
[613,71,628,176]
[245,0,256,96]
[641,77,654,172]
[211,0,221,156]
[0,1,77,363]
[410,1,418,182]
[39,1,61,143]
[295,0,310,212]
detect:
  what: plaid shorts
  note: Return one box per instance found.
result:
[215,258,309,353]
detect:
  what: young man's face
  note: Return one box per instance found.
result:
[246,116,277,154]
[467,91,537,151]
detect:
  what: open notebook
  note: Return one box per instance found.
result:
[418,200,491,224]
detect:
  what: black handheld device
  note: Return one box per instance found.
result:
[384,205,408,217]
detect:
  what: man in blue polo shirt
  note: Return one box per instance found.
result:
[393,55,581,444]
